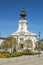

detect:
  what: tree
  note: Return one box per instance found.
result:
[35,39,43,50]
[2,39,9,52]
[24,39,32,50]
[40,39,43,49]
[2,36,17,53]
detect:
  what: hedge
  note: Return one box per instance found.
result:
[0,51,41,58]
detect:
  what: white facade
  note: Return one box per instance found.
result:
[0,38,5,52]
[0,38,4,45]
[11,9,37,51]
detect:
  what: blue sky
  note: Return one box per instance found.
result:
[0,0,43,39]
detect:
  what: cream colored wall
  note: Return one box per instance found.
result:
[0,39,4,45]
[17,19,28,32]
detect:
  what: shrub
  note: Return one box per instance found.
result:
[12,52,22,57]
[0,52,11,58]
[21,51,41,55]
[6,53,11,58]
[0,51,41,58]
[22,52,29,55]
[0,53,6,58]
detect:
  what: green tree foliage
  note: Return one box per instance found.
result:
[24,39,32,50]
[2,36,17,53]
[36,39,43,50]
[2,39,9,52]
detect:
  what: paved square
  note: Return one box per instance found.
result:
[0,54,43,65]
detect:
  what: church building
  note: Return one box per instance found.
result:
[11,8,37,52]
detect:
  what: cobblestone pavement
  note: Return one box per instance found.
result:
[0,52,43,65]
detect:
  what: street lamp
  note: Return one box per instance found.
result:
[38,32,40,57]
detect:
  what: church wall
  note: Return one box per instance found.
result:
[23,35,37,51]
[11,9,37,51]
[0,39,4,45]
[18,22,22,32]
[12,34,37,51]
[23,23,28,32]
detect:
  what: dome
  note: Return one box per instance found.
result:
[20,8,26,17]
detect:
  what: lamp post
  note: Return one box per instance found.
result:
[38,32,40,57]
